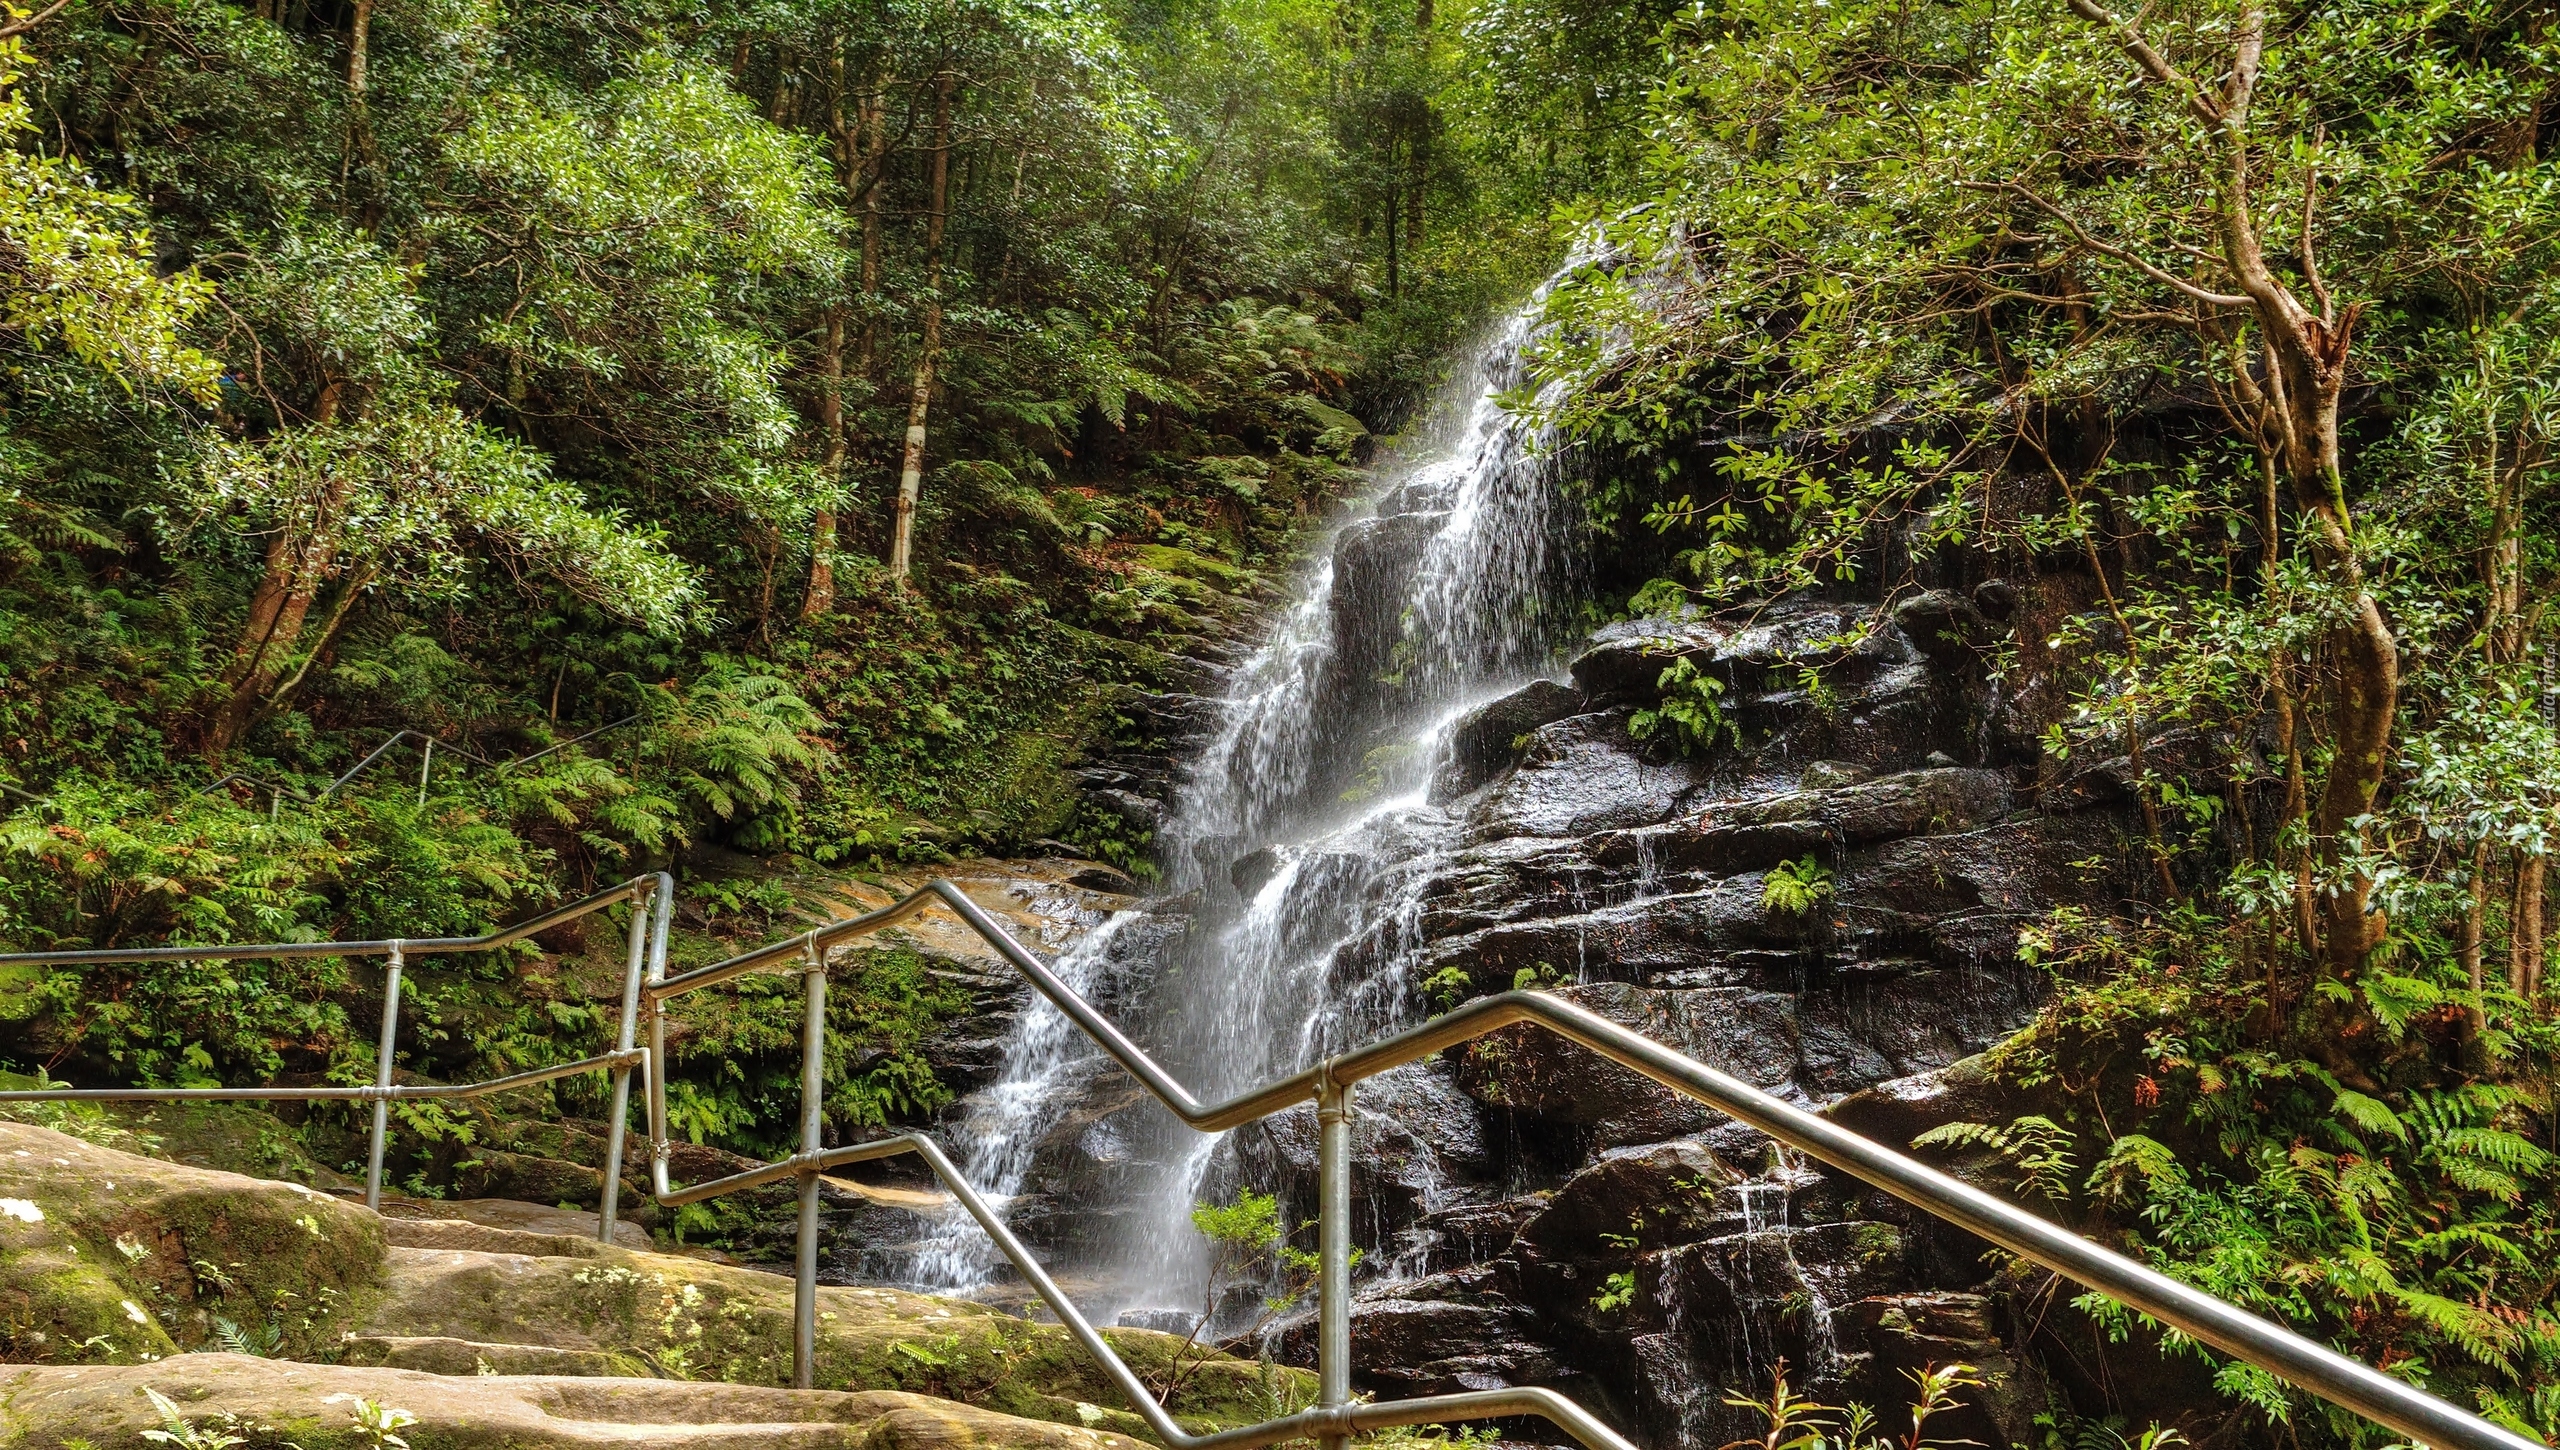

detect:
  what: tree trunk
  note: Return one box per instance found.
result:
[2069,0,2399,980]
[801,52,862,623]
[209,383,349,758]
[888,69,955,585]
[802,304,845,620]
[347,0,371,94]
[2462,839,2491,1036]
[1406,126,1427,258]
[2511,853,2544,998]
[857,75,887,367]
[1384,170,1400,299]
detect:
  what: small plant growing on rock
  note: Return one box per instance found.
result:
[1161,1190,1346,1400]
[1761,857,1834,917]
[138,1389,245,1450]
[1714,1359,1989,1450]
[1630,658,1736,756]
[350,1398,416,1450]
[1510,962,1563,992]
[1591,1270,1635,1313]
[1421,965,1473,1011]
[209,1315,282,1358]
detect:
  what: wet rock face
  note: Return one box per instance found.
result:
[1294,591,2136,1439]
[1438,680,1587,799]
[940,587,2136,1445]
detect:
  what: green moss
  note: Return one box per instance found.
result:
[0,1246,181,1364]
[1849,1221,1902,1267]
[130,1103,331,1186]
[0,964,42,1025]
[1127,546,1260,595]
[0,1124,386,1365]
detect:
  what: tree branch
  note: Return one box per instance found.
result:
[1966,180,2252,307]
[2222,1,2264,126]
[2300,140,2334,322]
[2063,0,2222,126]
[0,0,72,40]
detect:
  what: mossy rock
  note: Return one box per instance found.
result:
[0,1354,1154,1450]
[447,1148,629,1209]
[340,1333,649,1377]
[0,1120,1309,1445]
[357,1240,1301,1436]
[1126,546,1258,596]
[0,1121,384,1365]
[0,1082,341,1190]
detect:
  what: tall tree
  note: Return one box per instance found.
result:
[888,67,956,584]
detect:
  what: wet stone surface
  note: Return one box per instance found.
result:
[886,550,2136,1437]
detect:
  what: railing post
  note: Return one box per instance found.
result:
[364,941,405,1211]
[416,737,435,805]
[597,879,652,1242]
[644,874,675,1200]
[1316,1070,1354,1450]
[793,932,829,1391]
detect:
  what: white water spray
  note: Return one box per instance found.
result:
[916,285,1583,1320]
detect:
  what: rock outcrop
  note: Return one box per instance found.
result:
[1301,593,2135,1442]
[0,1121,1299,1447]
[0,1356,1148,1450]
[987,588,2132,1443]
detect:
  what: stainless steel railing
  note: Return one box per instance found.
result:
[2,874,2541,1450]
[0,872,671,1231]
[191,714,644,815]
[648,880,2540,1450]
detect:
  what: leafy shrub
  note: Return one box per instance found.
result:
[1628,656,1734,755]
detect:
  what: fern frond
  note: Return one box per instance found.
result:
[2331,1089,2408,1143]
[1912,1121,2009,1152]
[2397,1223,2528,1267]
[2438,1127,2554,1176]
[2435,1155,2524,1203]
[2391,1288,2521,1372]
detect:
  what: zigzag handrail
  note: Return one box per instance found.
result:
[649,880,2537,1450]
[2,875,2537,1450]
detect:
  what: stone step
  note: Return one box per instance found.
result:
[380,1213,619,1259]
[0,1354,1146,1450]
[0,1117,1302,1445]
[341,1333,642,1377]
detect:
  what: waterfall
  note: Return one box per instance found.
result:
[913,286,1582,1320]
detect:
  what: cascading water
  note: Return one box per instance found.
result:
[912,285,1584,1318]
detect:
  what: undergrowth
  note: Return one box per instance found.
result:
[1934,907,2560,1444]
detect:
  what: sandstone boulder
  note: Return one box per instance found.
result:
[0,1120,383,1364]
[0,1355,1147,1450]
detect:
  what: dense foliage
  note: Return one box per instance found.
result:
[0,0,1580,1196]
[1520,0,2560,1438]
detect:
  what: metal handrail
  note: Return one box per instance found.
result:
[0,872,672,1233]
[183,715,644,812]
[0,873,2536,1450]
[648,880,2538,1450]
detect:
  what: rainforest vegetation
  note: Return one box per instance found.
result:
[2,0,2558,1442]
